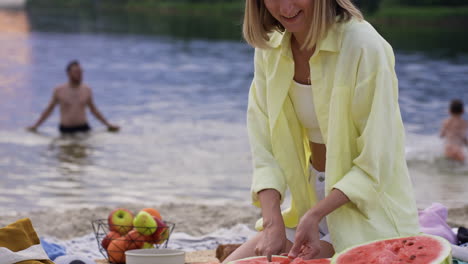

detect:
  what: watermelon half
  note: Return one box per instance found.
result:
[230,256,290,264]
[229,256,330,264]
[331,235,452,264]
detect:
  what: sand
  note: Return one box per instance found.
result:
[94,250,218,264]
[0,202,260,239]
[0,202,467,240]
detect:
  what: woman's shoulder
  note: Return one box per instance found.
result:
[340,18,391,54]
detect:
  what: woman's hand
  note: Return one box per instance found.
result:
[257,189,286,261]
[288,210,322,259]
[255,221,287,260]
[289,189,350,260]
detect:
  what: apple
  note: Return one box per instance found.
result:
[125,229,150,249]
[101,231,120,250]
[141,208,162,220]
[150,217,168,243]
[133,211,157,235]
[108,208,134,235]
[142,242,154,249]
[156,227,170,244]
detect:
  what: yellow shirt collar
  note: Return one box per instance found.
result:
[269,20,345,56]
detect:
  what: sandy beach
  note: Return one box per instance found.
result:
[0,202,467,240]
[0,202,260,240]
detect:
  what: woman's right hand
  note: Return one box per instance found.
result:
[255,221,287,260]
[256,189,287,261]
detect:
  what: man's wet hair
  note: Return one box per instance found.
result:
[66,60,80,73]
[450,99,464,115]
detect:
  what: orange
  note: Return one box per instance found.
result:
[141,208,162,220]
[107,238,128,264]
[101,231,120,250]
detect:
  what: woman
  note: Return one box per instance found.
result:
[224,0,420,262]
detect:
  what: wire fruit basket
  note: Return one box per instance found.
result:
[92,219,175,263]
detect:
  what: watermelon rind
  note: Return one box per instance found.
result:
[228,255,290,264]
[330,234,452,264]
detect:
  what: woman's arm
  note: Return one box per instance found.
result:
[248,49,287,206]
[248,49,288,258]
[288,189,349,259]
[256,189,287,261]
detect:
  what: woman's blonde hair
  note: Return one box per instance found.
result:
[243,0,363,49]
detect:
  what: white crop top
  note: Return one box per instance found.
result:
[289,80,324,144]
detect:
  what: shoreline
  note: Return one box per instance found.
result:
[23,2,468,28]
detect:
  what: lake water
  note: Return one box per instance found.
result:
[0,8,467,214]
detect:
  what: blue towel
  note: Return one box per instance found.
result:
[40,238,66,261]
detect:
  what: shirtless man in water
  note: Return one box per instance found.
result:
[440,99,468,162]
[27,60,119,134]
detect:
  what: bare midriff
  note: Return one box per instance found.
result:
[310,141,326,172]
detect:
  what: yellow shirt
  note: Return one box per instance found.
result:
[247,18,420,253]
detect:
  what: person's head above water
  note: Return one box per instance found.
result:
[243,0,363,49]
[66,60,82,85]
[450,99,464,116]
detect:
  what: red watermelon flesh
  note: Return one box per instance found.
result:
[234,256,290,264]
[335,236,447,264]
[233,256,330,264]
[291,257,331,264]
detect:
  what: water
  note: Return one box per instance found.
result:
[0,8,467,214]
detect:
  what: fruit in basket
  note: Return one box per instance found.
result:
[142,207,162,220]
[133,211,158,235]
[107,238,129,264]
[150,217,169,243]
[125,229,149,249]
[101,231,121,250]
[108,208,134,235]
[156,226,170,244]
[142,242,154,249]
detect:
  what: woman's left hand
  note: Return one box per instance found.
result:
[288,210,322,260]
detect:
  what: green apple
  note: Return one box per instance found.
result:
[133,211,157,235]
[142,242,154,249]
[156,227,170,244]
[108,208,134,235]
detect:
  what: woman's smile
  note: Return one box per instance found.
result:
[281,10,303,24]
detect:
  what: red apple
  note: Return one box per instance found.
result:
[125,229,150,249]
[101,231,120,250]
[150,217,168,243]
[108,208,134,235]
[156,227,170,244]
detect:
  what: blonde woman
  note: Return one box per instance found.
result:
[224,0,420,262]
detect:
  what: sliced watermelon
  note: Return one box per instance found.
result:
[290,257,331,264]
[231,256,290,264]
[331,235,452,264]
[230,256,330,264]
